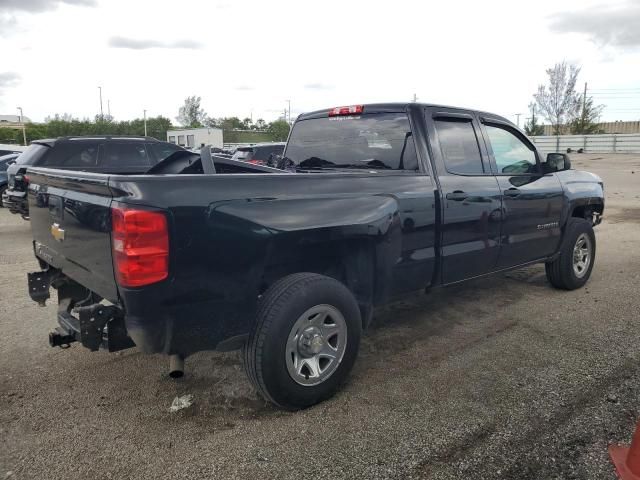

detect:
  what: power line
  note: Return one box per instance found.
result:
[588,87,640,91]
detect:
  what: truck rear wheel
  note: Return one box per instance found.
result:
[545,217,596,290]
[243,273,361,410]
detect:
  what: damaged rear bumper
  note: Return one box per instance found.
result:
[28,269,134,352]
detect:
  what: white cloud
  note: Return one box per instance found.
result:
[0,0,96,13]
[549,1,640,48]
[108,36,203,50]
[0,71,21,95]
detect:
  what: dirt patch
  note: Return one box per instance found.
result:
[604,207,640,224]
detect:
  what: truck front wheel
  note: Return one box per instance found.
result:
[243,273,362,410]
[545,217,596,290]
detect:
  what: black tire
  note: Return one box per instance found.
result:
[0,186,6,208]
[545,217,596,290]
[243,273,361,410]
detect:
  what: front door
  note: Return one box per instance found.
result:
[479,119,564,268]
[425,108,503,284]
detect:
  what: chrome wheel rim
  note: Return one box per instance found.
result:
[572,233,591,278]
[285,304,347,386]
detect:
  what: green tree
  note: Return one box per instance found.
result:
[9,114,174,143]
[176,96,207,127]
[254,118,267,130]
[523,102,544,136]
[569,96,604,134]
[534,61,582,136]
[242,117,253,130]
[267,120,290,141]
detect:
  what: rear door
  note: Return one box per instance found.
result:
[424,107,502,283]
[479,118,564,267]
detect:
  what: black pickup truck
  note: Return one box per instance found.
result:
[25,103,604,409]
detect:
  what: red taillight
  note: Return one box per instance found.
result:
[23,175,30,185]
[111,207,169,287]
[328,105,364,116]
[248,159,265,165]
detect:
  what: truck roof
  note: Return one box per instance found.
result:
[297,102,514,126]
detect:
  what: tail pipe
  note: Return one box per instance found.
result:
[169,354,184,378]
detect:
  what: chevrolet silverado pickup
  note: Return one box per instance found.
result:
[25,103,604,409]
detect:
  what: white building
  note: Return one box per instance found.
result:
[0,114,32,123]
[167,127,223,149]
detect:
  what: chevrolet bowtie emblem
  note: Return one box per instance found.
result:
[50,223,65,242]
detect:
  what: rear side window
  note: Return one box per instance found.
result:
[41,141,99,167]
[103,142,151,168]
[434,119,484,175]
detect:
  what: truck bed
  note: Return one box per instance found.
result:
[26,165,437,355]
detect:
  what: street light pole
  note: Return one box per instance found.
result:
[17,106,27,146]
[143,109,147,136]
[98,86,103,119]
[515,113,522,127]
[286,99,291,124]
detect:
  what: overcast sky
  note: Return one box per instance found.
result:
[1,0,639,125]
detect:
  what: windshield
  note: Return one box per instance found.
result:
[16,144,49,166]
[284,113,418,171]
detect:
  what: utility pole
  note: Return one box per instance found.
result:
[107,99,111,118]
[17,106,27,146]
[412,93,418,103]
[286,99,291,124]
[98,86,103,119]
[581,82,588,126]
[143,109,148,137]
[531,103,536,124]
[515,113,522,127]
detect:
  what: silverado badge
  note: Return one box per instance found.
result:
[50,223,65,242]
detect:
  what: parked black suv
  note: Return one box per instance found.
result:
[2,136,184,218]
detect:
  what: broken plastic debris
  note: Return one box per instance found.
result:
[169,394,194,412]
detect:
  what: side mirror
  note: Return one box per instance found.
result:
[544,153,571,172]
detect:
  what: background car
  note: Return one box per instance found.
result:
[2,136,185,218]
[230,142,286,165]
[0,144,27,157]
[0,152,20,207]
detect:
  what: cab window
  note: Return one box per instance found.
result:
[434,119,484,175]
[484,124,538,175]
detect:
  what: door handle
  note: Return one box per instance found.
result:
[446,191,468,201]
[504,188,521,197]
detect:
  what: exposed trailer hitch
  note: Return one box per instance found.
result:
[29,268,134,352]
